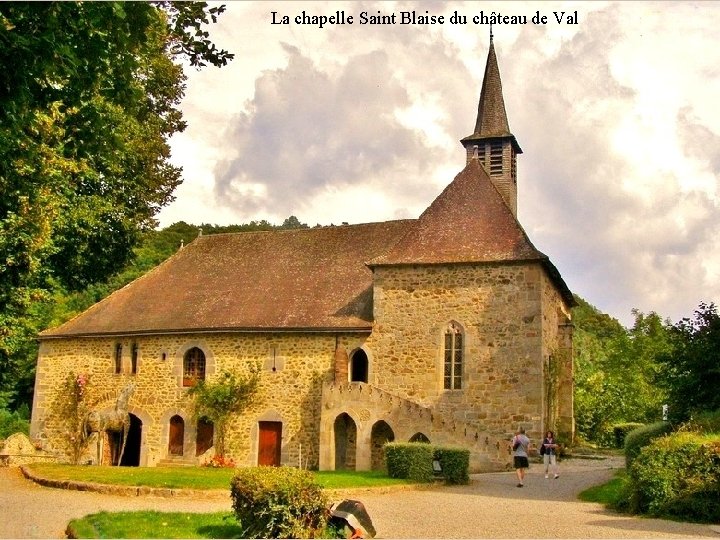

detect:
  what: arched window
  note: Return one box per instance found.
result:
[349,349,369,383]
[183,347,206,387]
[444,322,463,390]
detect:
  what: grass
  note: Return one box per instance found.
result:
[578,469,627,507]
[26,463,412,490]
[66,511,242,539]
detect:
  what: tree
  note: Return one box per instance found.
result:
[0,2,232,409]
[187,367,260,458]
[657,302,720,422]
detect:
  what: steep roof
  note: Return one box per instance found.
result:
[41,221,413,338]
[461,39,521,153]
[370,158,543,266]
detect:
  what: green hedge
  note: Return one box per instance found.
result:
[627,432,720,522]
[230,466,329,538]
[434,446,470,485]
[385,442,470,485]
[624,421,672,469]
[385,442,434,483]
[0,408,30,440]
[612,423,644,449]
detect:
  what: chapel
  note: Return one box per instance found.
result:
[30,38,575,471]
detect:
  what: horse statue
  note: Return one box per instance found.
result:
[83,383,136,465]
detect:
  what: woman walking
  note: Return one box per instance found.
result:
[541,430,560,479]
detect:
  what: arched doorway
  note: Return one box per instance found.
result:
[334,413,357,470]
[370,420,395,471]
[168,415,184,456]
[409,432,430,443]
[196,417,214,456]
[119,414,142,466]
[349,349,368,383]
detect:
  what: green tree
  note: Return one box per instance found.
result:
[187,367,260,458]
[0,2,231,409]
[657,302,720,422]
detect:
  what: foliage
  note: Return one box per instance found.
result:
[656,303,720,423]
[187,367,260,458]
[433,446,470,485]
[384,442,434,483]
[203,455,236,468]
[612,423,644,449]
[623,421,673,469]
[0,406,30,439]
[50,372,95,464]
[66,510,242,539]
[578,469,628,508]
[0,2,231,412]
[681,409,720,435]
[230,466,329,539]
[625,432,720,522]
[572,297,672,444]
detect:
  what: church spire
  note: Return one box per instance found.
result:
[461,36,522,216]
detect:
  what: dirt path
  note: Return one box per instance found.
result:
[1,457,718,538]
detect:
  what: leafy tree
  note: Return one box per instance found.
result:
[187,367,260,458]
[0,2,231,409]
[657,302,720,422]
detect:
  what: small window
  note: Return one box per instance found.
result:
[444,322,463,390]
[183,347,206,387]
[131,343,138,375]
[114,343,122,374]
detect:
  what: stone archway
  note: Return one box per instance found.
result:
[334,413,357,470]
[409,432,430,443]
[119,413,142,467]
[370,420,395,471]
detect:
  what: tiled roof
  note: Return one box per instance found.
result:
[40,221,413,337]
[370,158,544,266]
[461,40,522,153]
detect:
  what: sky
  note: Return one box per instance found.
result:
[158,1,720,328]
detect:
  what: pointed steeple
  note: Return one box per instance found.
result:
[461,36,522,216]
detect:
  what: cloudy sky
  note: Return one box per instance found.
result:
[159,1,720,328]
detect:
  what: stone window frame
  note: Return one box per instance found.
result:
[441,321,464,391]
[113,342,123,375]
[130,342,139,375]
[174,341,216,389]
[348,346,373,384]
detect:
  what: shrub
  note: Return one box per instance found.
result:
[203,455,236,468]
[627,432,720,522]
[433,446,470,485]
[624,421,672,469]
[0,408,30,440]
[612,423,644,449]
[681,409,720,435]
[230,466,329,538]
[385,442,434,483]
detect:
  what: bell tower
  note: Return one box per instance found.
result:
[461,34,522,216]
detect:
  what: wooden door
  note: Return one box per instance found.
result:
[258,421,282,466]
[169,415,184,456]
[196,418,214,456]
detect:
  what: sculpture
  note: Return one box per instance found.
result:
[83,383,135,465]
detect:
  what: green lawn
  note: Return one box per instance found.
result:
[27,463,411,490]
[578,470,627,507]
[66,511,242,539]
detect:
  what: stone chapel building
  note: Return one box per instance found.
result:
[30,39,575,472]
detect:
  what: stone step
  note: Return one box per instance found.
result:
[156,457,197,467]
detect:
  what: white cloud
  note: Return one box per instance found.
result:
[160,1,720,327]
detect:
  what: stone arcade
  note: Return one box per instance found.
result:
[30,39,575,471]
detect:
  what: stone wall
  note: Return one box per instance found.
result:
[31,332,367,467]
[365,261,568,446]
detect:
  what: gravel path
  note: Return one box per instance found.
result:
[1,457,718,539]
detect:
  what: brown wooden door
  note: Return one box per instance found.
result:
[196,418,214,456]
[258,421,282,466]
[169,415,184,456]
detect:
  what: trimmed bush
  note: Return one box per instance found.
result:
[434,446,470,485]
[230,466,329,538]
[624,421,672,469]
[612,423,644,449]
[627,432,720,522]
[385,442,434,483]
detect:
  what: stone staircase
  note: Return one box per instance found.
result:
[321,381,514,472]
[156,455,197,467]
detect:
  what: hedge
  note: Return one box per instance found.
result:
[385,442,434,483]
[230,466,329,538]
[624,421,672,469]
[627,432,720,522]
[612,423,644,449]
[433,446,470,485]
